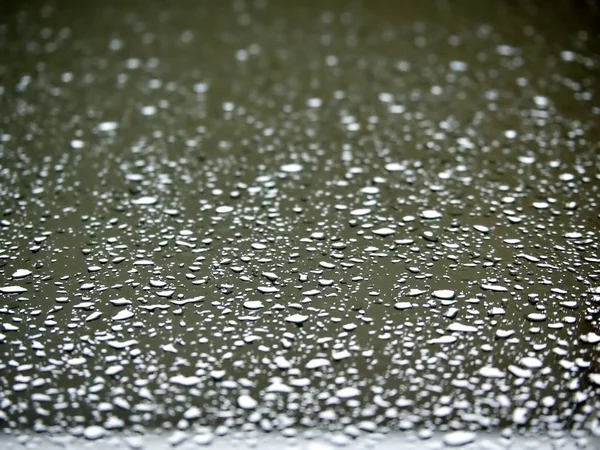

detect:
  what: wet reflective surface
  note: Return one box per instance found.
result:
[1,0,599,448]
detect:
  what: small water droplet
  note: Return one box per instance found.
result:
[237,394,258,410]
[83,425,107,440]
[281,163,303,173]
[444,430,476,447]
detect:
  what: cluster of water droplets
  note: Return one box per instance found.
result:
[1,1,600,449]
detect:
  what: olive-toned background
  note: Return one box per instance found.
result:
[0,0,599,447]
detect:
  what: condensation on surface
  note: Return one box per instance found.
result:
[0,0,599,448]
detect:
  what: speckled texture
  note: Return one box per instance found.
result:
[0,1,599,448]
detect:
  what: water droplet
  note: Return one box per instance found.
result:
[518,155,536,164]
[564,231,583,239]
[285,314,308,324]
[257,286,279,294]
[183,406,201,420]
[361,186,379,194]
[237,394,258,410]
[428,335,457,344]
[432,289,455,299]
[478,366,505,378]
[274,356,292,369]
[520,357,543,369]
[105,365,124,376]
[141,105,157,116]
[444,430,476,447]
[332,349,351,360]
[336,387,360,399]
[112,310,134,321]
[447,323,477,333]
[83,425,107,440]
[215,205,234,214]
[473,225,489,234]
[243,300,264,310]
[527,313,546,322]
[372,227,395,236]
[421,210,442,219]
[394,302,412,310]
[71,139,84,149]
[559,173,575,181]
[350,208,371,216]
[512,407,529,425]
[131,196,158,205]
[0,285,27,294]
[280,163,303,173]
[306,358,331,369]
[97,121,118,132]
[170,375,201,386]
[589,374,600,386]
[162,343,178,353]
[11,269,32,279]
[508,365,532,378]
[85,311,102,322]
[384,162,405,172]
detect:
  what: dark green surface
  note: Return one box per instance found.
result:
[0,0,599,448]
